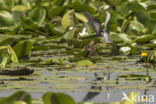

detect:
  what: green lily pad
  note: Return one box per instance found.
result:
[111,33,131,43]
[70,2,95,14]
[28,7,46,25]
[149,10,156,20]
[0,11,14,26]
[75,12,88,23]
[77,59,93,66]
[107,0,122,6]
[136,34,156,43]
[62,10,74,30]
[128,21,144,32]
[63,27,76,39]
[13,40,33,59]
[0,91,31,104]
[43,92,75,104]
[13,101,27,104]
[48,6,66,18]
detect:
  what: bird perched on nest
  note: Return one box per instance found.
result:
[84,11,112,43]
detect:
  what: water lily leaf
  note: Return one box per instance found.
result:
[21,17,39,31]
[46,23,64,36]
[13,101,27,104]
[116,2,130,17]
[127,1,145,11]
[0,36,16,46]
[128,21,144,32]
[149,10,156,20]
[145,0,156,10]
[0,57,8,68]
[111,33,131,43]
[63,27,76,39]
[43,92,75,104]
[42,58,65,65]
[136,10,153,30]
[107,0,122,6]
[7,45,19,63]
[70,2,95,14]
[0,11,14,26]
[52,0,65,6]
[62,10,74,30]
[12,5,29,12]
[77,59,93,66]
[13,40,33,59]
[0,0,14,11]
[116,1,144,17]
[12,0,31,12]
[0,34,31,44]
[12,11,24,24]
[119,74,148,78]
[118,33,131,42]
[33,45,49,51]
[0,91,31,104]
[136,34,156,43]
[0,45,18,67]
[130,46,139,55]
[110,11,124,22]
[75,13,88,23]
[28,7,46,25]
[48,6,66,18]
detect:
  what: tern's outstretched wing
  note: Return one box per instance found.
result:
[84,11,102,37]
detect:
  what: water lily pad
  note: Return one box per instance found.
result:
[0,11,14,26]
[70,2,95,14]
[75,12,88,23]
[13,40,33,59]
[136,34,156,43]
[136,10,153,31]
[28,7,46,25]
[149,10,156,20]
[0,91,31,104]
[107,0,122,6]
[63,27,76,39]
[62,10,74,30]
[128,21,144,32]
[13,101,27,104]
[77,59,93,66]
[43,92,75,104]
[48,6,66,18]
[111,33,131,43]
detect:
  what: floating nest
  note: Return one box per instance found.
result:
[0,68,34,76]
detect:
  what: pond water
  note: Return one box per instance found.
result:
[0,55,156,103]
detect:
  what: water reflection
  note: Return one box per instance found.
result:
[83,72,111,101]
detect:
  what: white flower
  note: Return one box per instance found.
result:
[79,27,88,36]
[120,47,131,53]
[69,26,73,30]
[153,40,156,44]
[132,43,137,46]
